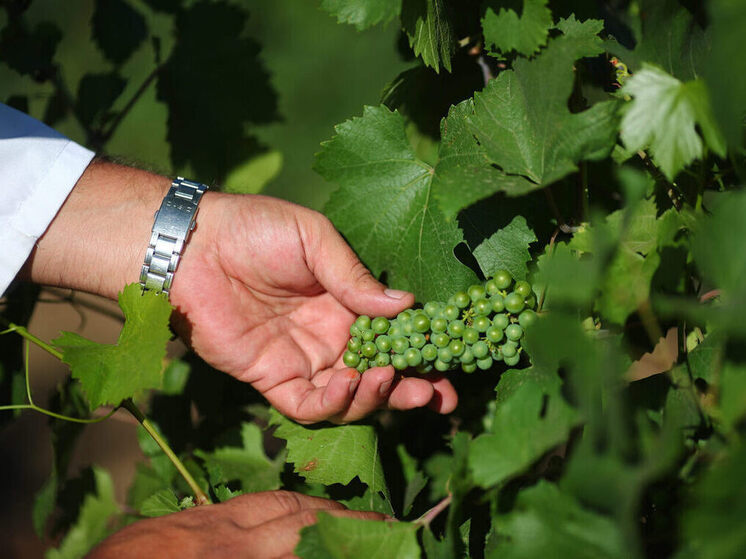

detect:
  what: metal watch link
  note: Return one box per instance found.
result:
[139,177,208,296]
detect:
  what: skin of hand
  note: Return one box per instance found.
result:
[23,159,458,422]
[87,491,388,559]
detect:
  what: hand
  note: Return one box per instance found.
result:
[168,191,458,422]
[88,491,387,559]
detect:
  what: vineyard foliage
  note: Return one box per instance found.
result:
[2,0,746,557]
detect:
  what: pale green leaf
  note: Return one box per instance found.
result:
[482,0,552,57]
[53,284,173,409]
[140,488,180,517]
[270,409,389,498]
[195,422,282,493]
[214,485,243,502]
[620,65,726,181]
[473,215,537,281]
[321,0,401,30]
[401,0,454,73]
[32,467,57,538]
[318,105,478,301]
[296,514,420,559]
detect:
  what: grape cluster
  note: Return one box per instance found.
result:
[343,270,538,374]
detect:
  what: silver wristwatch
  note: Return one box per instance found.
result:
[139,177,208,296]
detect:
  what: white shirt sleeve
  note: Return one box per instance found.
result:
[0,103,95,296]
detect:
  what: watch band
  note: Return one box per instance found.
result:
[140,177,208,296]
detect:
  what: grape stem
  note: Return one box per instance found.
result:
[0,321,212,506]
[415,494,452,527]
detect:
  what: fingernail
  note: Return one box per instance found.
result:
[379,379,393,396]
[384,288,408,300]
[349,373,361,394]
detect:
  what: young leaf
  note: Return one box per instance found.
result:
[139,488,180,517]
[75,72,126,128]
[321,0,401,30]
[401,0,454,73]
[195,422,282,493]
[482,0,552,57]
[269,409,389,498]
[620,65,726,181]
[53,284,172,410]
[214,485,243,503]
[91,0,147,65]
[318,105,478,301]
[473,216,537,281]
[46,468,119,559]
[296,514,420,559]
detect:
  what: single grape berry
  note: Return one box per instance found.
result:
[355,315,371,330]
[463,328,479,345]
[438,347,453,363]
[431,317,447,333]
[405,348,423,367]
[444,305,460,321]
[349,324,361,338]
[486,326,504,343]
[453,291,470,308]
[493,270,512,290]
[361,341,377,358]
[422,344,438,361]
[392,336,410,354]
[412,313,430,333]
[503,292,525,314]
[371,316,390,334]
[485,279,500,295]
[389,323,403,337]
[447,320,465,338]
[376,352,391,367]
[460,347,475,364]
[392,354,408,370]
[467,284,486,301]
[472,341,489,359]
[361,329,376,342]
[505,324,523,341]
[477,356,493,370]
[432,332,450,348]
[462,362,477,373]
[375,335,392,353]
[504,353,520,366]
[519,309,538,328]
[397,310,412,322]
[448,339,465,357]
[501,342,518,358]
[473,316,491,332]
[434,359,450,372]
[474,298,492,316]
[424,301,441,317]
[343,351,360,367]
[492,314,509,330]
[410,332,426,349]
[514,280,532,298]
[348,337,362,352]
[490,295,505,313]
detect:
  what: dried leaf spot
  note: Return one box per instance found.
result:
[302,459,319,472]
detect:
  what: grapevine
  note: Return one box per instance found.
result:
[343,270,538,374]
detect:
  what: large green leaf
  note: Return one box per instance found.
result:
[296,514,420,559]
[91,0,147,65]
[318,105,478,301]
[321,0,401,30]
[401,0,454,73]
[270,409,389,498]
[53,284,173,410]
[482,0,553,57]
[620,65,726,181]
[473,215,537,281]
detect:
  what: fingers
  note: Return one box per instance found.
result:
[386,375,459,414]
[220,490,347,528]
[332,366,395,422]
[303,215,414,317]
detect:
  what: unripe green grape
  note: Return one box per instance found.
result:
[444,305,460,321]
[405,348,423,367]
[343,351,360,367]
[424,301,442,317]
[348,337,362,352]
[473,316,491,332]
[412,313,430,333]
[493,270,512,290]
[460,347,475,364]
[504,353,521,366]
[371,316,390,334]
[491,347,503,361]
[397,310,412,322]
[392,336,409,354]
[463,328,479,345]
[349,324,361,337]
[355,315,371,330]
[472,340,489,359]
[519,309,538,329]
[501,342,518,358]
[361,341,377,358]
[410,332,426,349]
[432,332,450,348]
[392,354,408,370]
[431,317,447,333]
[447,320,465,338]
[356,360,368,373]
[419,363,434,374]
[485,278,500,295]
[402,321,414,335]
[434,359,450,372]
[453,291,471,308]
[375,335,392,353]
[490,295,505,313]
[422,344,438,361]
[437,347,453,363]
[486,326,504,343]
[503,292,525,314]
[448,339,465,357]
[477,356,493,370]
[375,352,391,367]
[389,323,403,337]
[474,298,492,316]
[362,329,376,342]
[462,362,477,373]
[492,314,509,330]
[505,324,523,341]
[514,280,532,298]
[525,294,537,309]
[467,284,486,301]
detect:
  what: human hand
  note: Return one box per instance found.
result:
[88,491,387,559]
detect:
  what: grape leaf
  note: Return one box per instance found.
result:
[473,215,537,281]
[321,0,401,30]
[469,19,619,189]
[620,65,726,181]
[0,20,61,79]
[719,362,746,432]
[485,481,626,558]
[46,468,119,559]
[195,422,282,493]
[401,0,454,73]
[214,485,243,503]
[75,72,126,128]
[53,284,172,410]
[91,0,147,65]
[127,463,169,510]
[296,514,420,559]
[269,409,389,498]
[482,0,552,57]
[318,105,478,301]
[469,378,577,487]
[32,466,57,538]
[140,488,180,517]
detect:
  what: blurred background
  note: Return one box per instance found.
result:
[0,0,409,555]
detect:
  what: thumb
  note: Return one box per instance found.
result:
[305,215,414,316]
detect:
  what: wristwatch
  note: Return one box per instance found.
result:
[139,177,208,296]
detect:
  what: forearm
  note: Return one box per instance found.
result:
[20,159,171,300]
